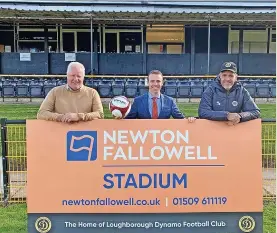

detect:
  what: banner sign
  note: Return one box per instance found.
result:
[27,119,263,233]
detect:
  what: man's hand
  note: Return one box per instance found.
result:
[112,113,124,120]
[227,113,241,122]
[56,115,64,122]
[227,113,241,126]
[113,115,123,120]
[187,117,196,123]
[227,119,240,126]
[61,113,79,123]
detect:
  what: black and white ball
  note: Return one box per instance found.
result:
[109,96,131,119]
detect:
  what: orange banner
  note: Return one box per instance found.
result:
[26,119,263,214]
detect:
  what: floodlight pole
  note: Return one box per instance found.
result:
[207,18,211,74]
[13,21,16,52]
[90,17,94,75]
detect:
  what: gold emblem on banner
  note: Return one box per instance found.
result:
[238,216,255,232]
[35,217,52,233]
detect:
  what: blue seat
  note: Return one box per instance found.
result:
[261,79,272,84]
[16,84,29,97]
[203,80,212,90]
[269,84,276,97]
[98,80,112,97]
[93,78,102,83]
[56,79,67,86]
[102,78,114,83]
[243,84,256,98]
[114,78,126,83]
[125,80,138,98]
[190,78,201,83]
[256,84,270,98]
[164,81,177,97]
[177,81,190,98]
[2,84,15,97]
[43,84,56,97]
[21,79,30,85]
[3,80,13,85]
[85,79,94,88]
[127,78,139,83]
[239,79,249,86]
[138,80,148,96]
[91,80,100,91]
[29,84,43,97]
[191,82,204,97]
[112,80,125,97]
[249,79,260,84]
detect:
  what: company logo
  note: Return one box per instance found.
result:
[67,131,97,161]
[232,101,238,107]
[238,216,255,232]
[225,62,232,67]
[35,217,51,233]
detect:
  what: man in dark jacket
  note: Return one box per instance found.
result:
[198,62,260,125]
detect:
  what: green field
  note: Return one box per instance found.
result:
[0,103,276,233]
[0,102,276,119]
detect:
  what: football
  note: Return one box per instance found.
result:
[109,96,131,119]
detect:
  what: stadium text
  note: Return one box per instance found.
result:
[103,173,187,189]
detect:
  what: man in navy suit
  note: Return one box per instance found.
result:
[125,70,196,122]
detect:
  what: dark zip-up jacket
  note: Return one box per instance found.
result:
[198,77,260,122]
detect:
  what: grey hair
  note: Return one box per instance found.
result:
[66,62,85,74]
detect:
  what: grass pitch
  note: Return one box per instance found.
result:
[0,103,276,233]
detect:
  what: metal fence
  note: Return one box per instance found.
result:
[0,118,276,205]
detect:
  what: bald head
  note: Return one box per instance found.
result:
[66,62,85,91]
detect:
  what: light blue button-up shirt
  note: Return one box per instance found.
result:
[148,92,161,117]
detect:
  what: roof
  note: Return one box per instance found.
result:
[0,1,275,25]
[0,0,275,7]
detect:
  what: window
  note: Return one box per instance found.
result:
[61,27,99,52]
[119,32,141,53]
[0,28,14,52]
[77,32,91,52]
[272,34,276,43]
[103,27,142,53]
[243,30,267,53]
[19,31,57,41]
[146,25,184,43]
[18,29,58,52]
[146,25,184,54]
[105,33,117,53]
[62,32,75,52]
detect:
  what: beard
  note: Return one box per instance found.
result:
[221,82,234,91]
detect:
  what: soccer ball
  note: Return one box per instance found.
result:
[109,96,131,119]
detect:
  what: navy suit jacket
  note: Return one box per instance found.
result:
[125,93,185,119]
